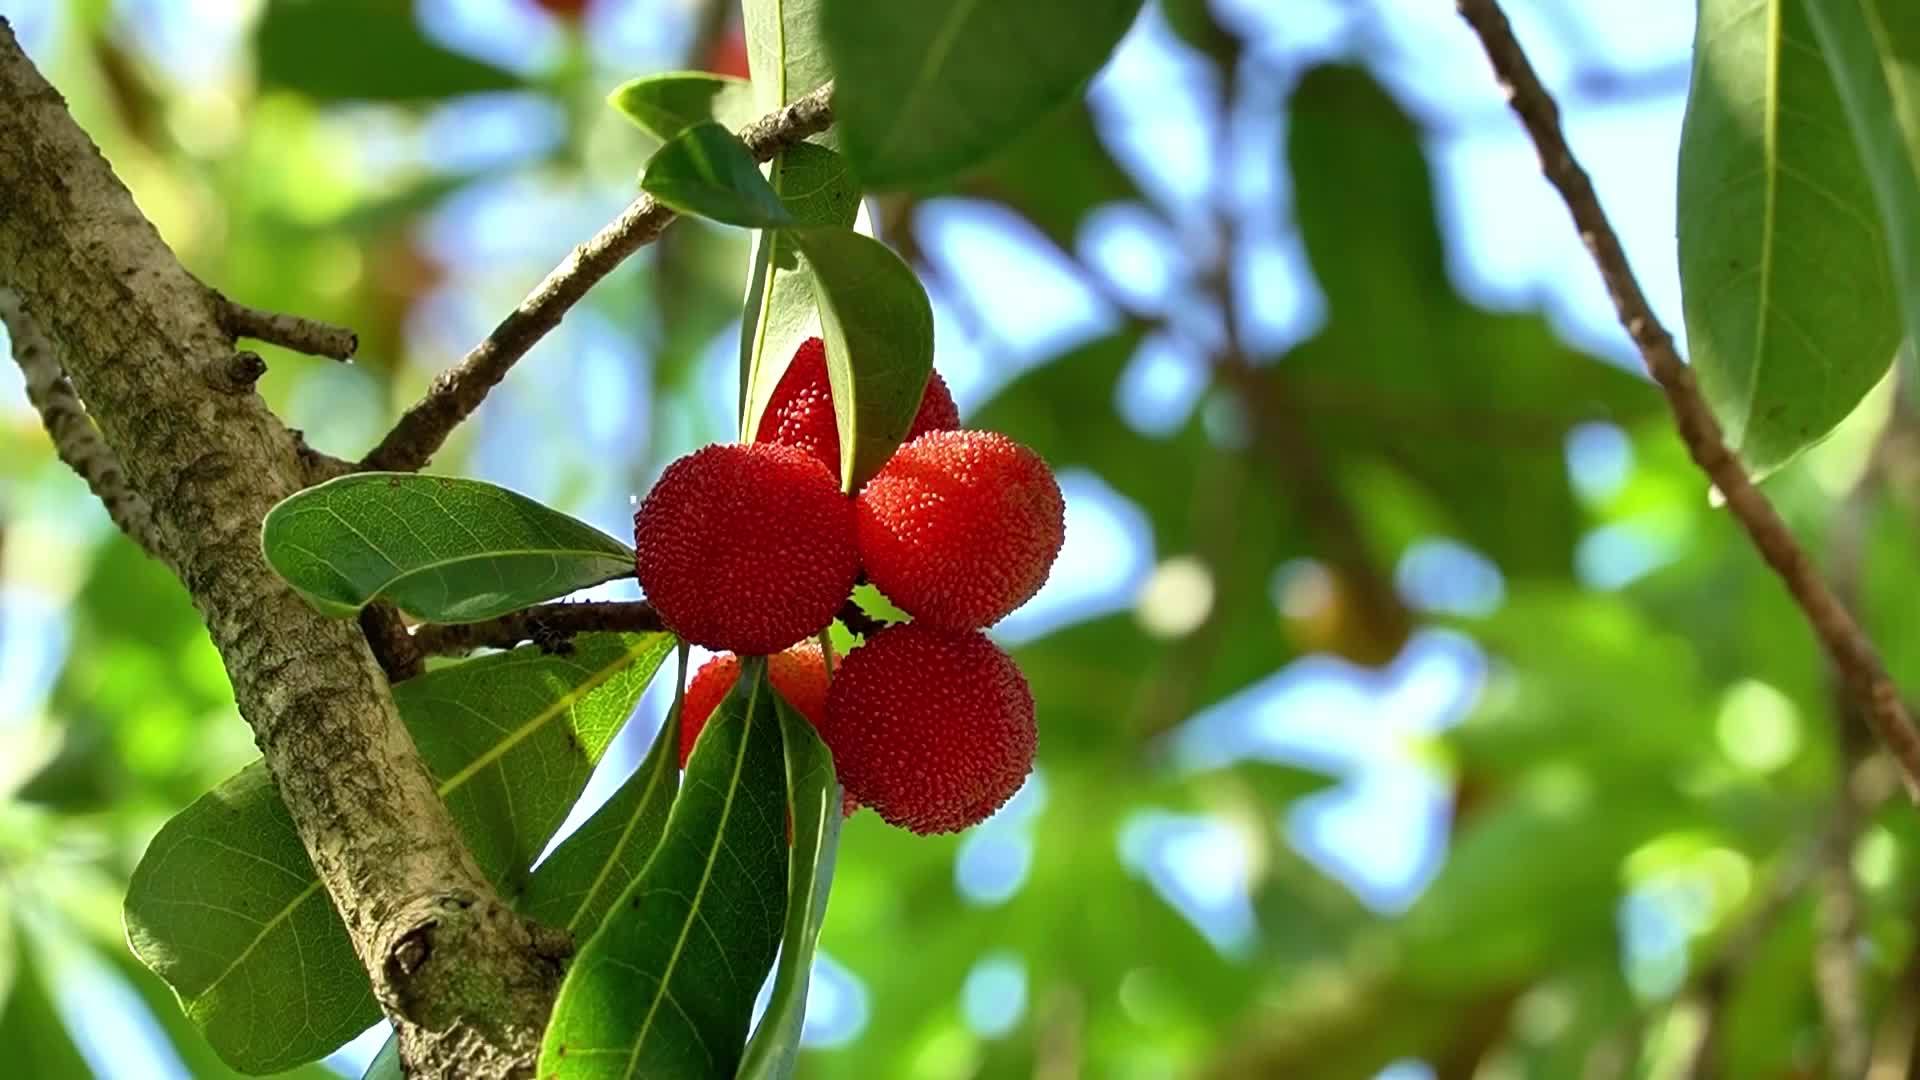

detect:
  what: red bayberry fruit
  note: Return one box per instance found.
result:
[855,430,1064,630]
[680,643,858,815]
[819,623,1035,834]
[679,644,830,766]
[634,443,859,654]
[758,337,959,475]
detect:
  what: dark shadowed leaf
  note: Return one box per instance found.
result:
[256,0,519,102]
[261,473,633,622]
[642,122,797,228]
[1678,0,1902,475]
[123,634,672,1073]
[796,227,936,489]
[1803,0,1920,364]
[608,72,758,141]
[738,695,843,1078]
[740,144,862,440]
[821,0,1145,187]
[540,660,788,1077]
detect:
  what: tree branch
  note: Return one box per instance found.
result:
[0,21,559,1077]
[409,595,885,663]
[412,600,665,659]
[360,82,837,473]
[1456,0,1920,800]
[1,287,164,561]
[215,291,358,361]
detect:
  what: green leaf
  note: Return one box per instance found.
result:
[743,0,833,116]
[608,72,758,141]
[540,660,788,1078]
[0,929,91,1080]
[516,695,683,938]
[738,696,843,1079]
[364,1035,400,1080]
[1802,1,1920,363]
[256,0,520,103]
[739,144,862,441]
[821,0,1145,187]
[642,122,797,228]
[123,633,672,1073]
[261,473,633,623]
[1678,0,1903,475]
[795,227,936,489]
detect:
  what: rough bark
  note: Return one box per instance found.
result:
[0,21,557,1078]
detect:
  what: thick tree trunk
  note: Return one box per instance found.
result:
[0,21,556,1077]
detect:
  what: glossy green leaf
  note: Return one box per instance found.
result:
[105,944,340,1080]
[364,1036,400,1080]
[516,696,683,938]
[738,695,843,1079]
[642,122,796,228]
[743,0,833,116]
[540,661,788,1078]
[124,634,672,1073]
[1678,0,1903,475]
[608,72,758,141]
[821,0,1144,187]
[739,144,862,441]
[257,0,519,102]
[261,473,633,622]
[1803,0,1920,361]
[795,227,936,489]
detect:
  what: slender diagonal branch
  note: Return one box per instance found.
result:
[361,82,836,473]
[1456,0,1920,798]
[412,600,665,659]
[1,287,163,560]
[215,292,358,360]
[409,595,884,663]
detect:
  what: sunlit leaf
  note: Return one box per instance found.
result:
[796,227,936,489]
[821,0,1144,187]
[1679,0,1902,474]
[642,122,796,228]
[1802,0,1920,361]
[261,473,633,622]
[540,661,787,1077]
[738,695,843,1078]
[740,144,861,440]
[608,72,758,141]
[123,634,672,1073]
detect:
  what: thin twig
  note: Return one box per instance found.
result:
[1,287,164,560]
[215,293,358,361]
[410,600,665,659]
[360,82,837,473]
[1456,0,1920,799]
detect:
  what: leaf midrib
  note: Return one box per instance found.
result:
[869,0,987,164]
[623,676,764,1076]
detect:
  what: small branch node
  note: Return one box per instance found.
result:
[216,292,359,361]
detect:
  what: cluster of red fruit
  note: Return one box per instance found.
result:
[633,338,1066,834]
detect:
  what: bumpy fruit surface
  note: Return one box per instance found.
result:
[634,442,859,654]
[758,336,959,474]
[820,623,1035,834]
[855,430,1065,630]
[680,643,858,816]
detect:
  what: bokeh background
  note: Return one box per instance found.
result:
[7,0,1918,1076]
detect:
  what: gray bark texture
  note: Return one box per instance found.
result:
[0,21,559,1078]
